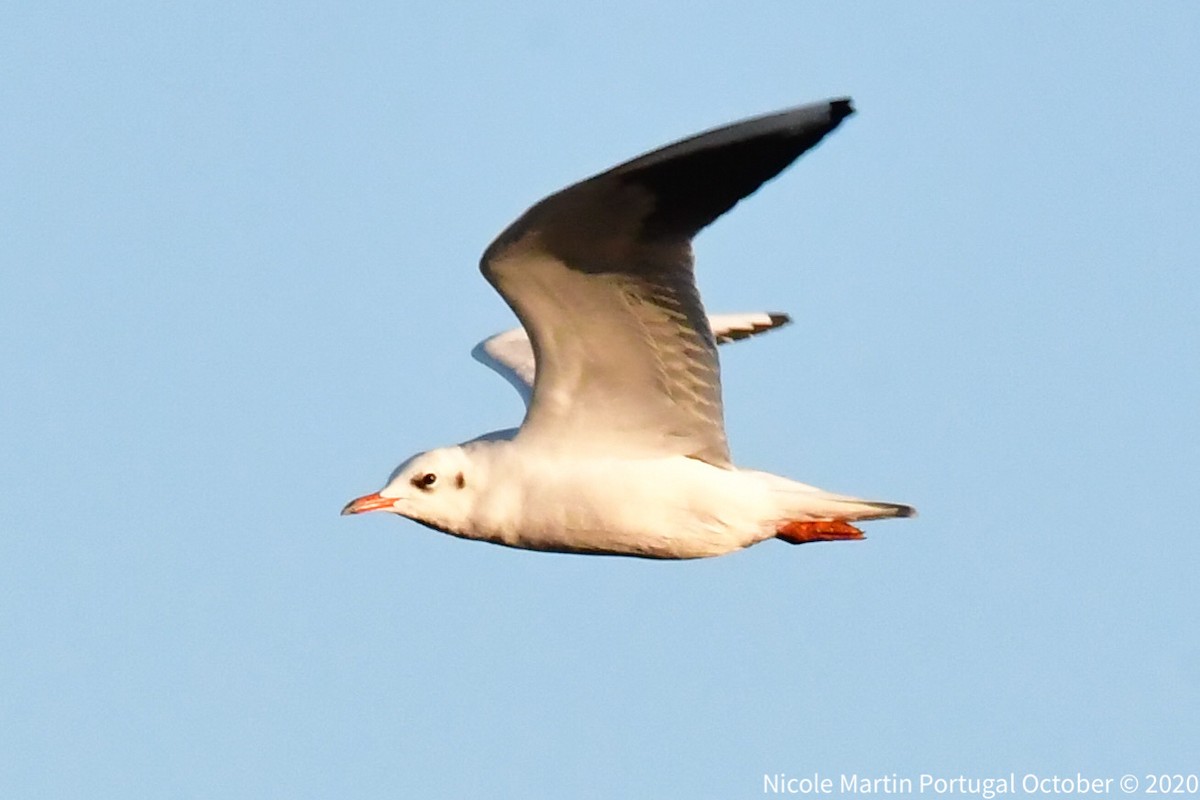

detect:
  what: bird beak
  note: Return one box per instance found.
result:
[340,492,394,516]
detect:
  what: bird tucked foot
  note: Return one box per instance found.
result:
[775,519,864,544]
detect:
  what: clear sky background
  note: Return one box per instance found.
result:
[3,3,1198,798]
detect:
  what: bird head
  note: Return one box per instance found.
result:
[341,445,476,535]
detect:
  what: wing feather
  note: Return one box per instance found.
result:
[474,311,791,406]
[480,99,852,465]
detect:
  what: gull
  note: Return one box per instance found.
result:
[343,98,915,559]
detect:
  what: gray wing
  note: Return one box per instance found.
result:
[470,327,539,406]
[480,99,853,466]
[471,311,792,408]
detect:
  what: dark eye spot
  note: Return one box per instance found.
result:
[412,472,437,490]
[455,472,465,489]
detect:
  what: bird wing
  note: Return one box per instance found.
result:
[479,99,853,466]
[471,311,791,408]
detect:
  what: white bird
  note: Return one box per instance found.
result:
[343,98,915,559]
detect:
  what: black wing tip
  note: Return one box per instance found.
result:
[830,98,855,123]
[881,503,917,519]
[863,501,917,520]
[714,312,792,344]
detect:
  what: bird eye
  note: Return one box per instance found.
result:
[412,472,437,490]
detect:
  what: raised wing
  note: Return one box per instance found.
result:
[472,311,791,407]
[480,99,853,466]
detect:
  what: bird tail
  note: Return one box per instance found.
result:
[762,477,915,545]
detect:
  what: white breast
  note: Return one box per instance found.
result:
[467,445,777,558]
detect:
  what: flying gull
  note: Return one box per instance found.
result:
[343,98,915,558]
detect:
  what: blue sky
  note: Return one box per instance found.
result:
[3,2,1198,797]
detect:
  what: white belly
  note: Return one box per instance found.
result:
[470,454,779,559]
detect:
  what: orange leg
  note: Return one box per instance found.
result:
[776,519,864,545]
